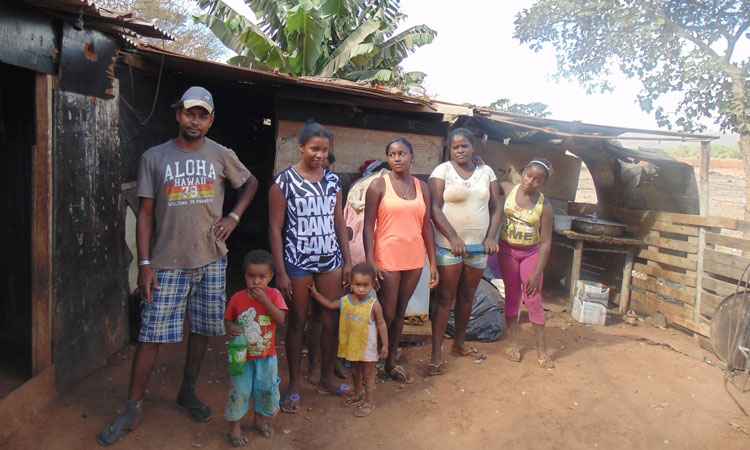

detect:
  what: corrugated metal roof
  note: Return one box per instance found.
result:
[128,41,716,143]
[432,101,718,141]
[131,43,436,110]
[24,0,173,40]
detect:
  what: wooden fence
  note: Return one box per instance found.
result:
[608,208,750,337]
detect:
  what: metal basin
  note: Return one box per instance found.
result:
[571,217,626,237]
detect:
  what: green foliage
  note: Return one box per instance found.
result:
[195,0,436,92]
[514,1,750,137]
[488,98,551,118]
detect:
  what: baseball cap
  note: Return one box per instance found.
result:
[173,86,214,114]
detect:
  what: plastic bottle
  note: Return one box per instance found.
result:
[228,335,247,376]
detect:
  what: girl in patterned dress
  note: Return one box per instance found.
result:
[269,121,352,413]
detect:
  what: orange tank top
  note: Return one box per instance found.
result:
[374,174,427,271]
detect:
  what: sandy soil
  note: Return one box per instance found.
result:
[4,298,749,450]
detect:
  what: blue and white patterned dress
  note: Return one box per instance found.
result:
[274,166,343,273]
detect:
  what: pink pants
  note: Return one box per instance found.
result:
[496,242,545,325]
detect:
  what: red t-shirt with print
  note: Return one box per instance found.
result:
[225,287,287,360]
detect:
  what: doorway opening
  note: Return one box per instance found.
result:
[0,62,33,399]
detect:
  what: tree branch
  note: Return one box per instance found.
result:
[726,19,750,64]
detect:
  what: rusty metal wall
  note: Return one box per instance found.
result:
[53,84,129,388]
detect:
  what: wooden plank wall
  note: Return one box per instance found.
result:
[275,120,444,175]
[609,207,750,337]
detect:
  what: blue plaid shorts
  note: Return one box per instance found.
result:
[139,256,227,343]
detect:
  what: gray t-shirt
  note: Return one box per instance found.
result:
[137,138,251,269]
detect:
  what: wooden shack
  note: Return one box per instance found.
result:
[0,0,171,441]
[0,0,732,443]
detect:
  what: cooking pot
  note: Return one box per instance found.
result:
[571,217,626,237]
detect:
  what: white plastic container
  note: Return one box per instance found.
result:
[575,280,610,307]
[405,259,430,317]
[571,296,607,325]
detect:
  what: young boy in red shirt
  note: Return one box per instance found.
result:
[224,250,287,447]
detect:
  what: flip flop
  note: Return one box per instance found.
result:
[226,432,249,448]
[176,393,212,423]
[280,392,301,414]
[354,402,375,417]
[345,393,365,407]
[538,355,555,369]
[427,362,446,376]
[387,365,414,384]
[317,383,352,397]
[256,422,273,439]
[505,346,522,363]
[96,404,142,447]
[452,346,487,359]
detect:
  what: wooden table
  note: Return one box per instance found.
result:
[555,230,645,313]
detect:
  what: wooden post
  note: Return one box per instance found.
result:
[31,73,53,375]
[569,240,584,310]
[693,141,710,325]
[619,250,635,313]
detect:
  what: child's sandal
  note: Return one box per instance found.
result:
[256,422,273,439]
[344,394,364,407]
[354,402,374,417]
[226,433,249,448]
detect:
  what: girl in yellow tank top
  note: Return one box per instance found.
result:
[496,159,555,369]
[309,264,388,417]
[501,184,545,247]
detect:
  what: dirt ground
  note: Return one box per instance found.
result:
[4,296,750,450]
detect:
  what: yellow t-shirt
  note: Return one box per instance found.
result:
[500,185,544,246]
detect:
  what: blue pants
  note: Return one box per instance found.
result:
[225,356,280,420]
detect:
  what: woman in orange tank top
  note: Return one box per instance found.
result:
[363,138,438,384]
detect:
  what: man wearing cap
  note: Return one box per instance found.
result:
[98,87,258,446]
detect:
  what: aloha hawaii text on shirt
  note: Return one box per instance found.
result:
[163,158,218,207]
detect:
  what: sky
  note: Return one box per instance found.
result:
[222,0,745,135]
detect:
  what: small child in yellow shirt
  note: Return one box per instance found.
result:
[309,263,388,417]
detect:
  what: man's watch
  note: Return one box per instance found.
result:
[138,259,151,267]
[228,212,241,223]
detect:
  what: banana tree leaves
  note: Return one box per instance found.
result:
[376,24,436,67]
[285,3,327,74]
[195,6,286,70]
[319,18,381,77]
[345,68,395,82]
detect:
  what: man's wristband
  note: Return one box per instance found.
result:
[138,259,151,267]
[228,212,241,223]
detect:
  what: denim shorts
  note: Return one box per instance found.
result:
[225,356,280,419]
[436,245,488,269]
[284,260,342,279]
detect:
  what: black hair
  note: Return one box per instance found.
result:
[525,158,553,179]
[242,249,274,272]
[351,262,376,280]
[385,137,414,155]
[327,152,336,165]
[447,127,478,148]
[298,119,333,146]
